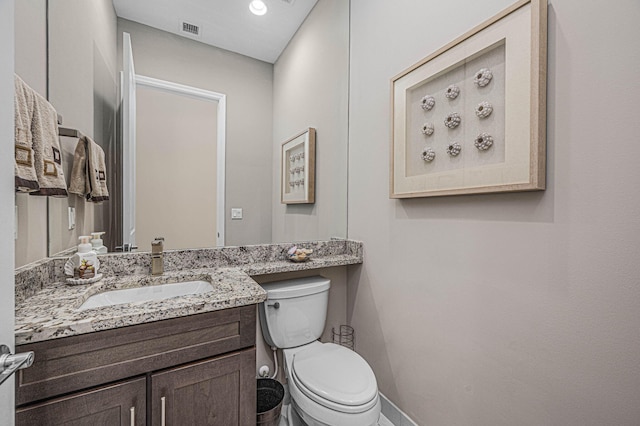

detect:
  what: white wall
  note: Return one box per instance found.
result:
[272,0,349,242]
[119,18,273,248]
[0,0,15,422]
[348,1,640,425]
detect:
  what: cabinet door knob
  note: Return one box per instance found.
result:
[130,406,135,426]
[161,396,166,426]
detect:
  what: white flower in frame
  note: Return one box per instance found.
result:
[421,122,435,136]
[473,68,493,87]
[444,112,461,129]
[474,132,494,150]
[445,84,460,99]
[446,142,462,157]
[420,95,436,111]
[421,147,436,162]
[475,101,493,118]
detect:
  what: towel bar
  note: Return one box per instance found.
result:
[58,126,82,138]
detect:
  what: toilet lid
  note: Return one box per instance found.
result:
[291,343,378,407]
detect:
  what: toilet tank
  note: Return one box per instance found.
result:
[259,276,330,349]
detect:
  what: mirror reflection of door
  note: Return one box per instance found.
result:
[135,86,218,251]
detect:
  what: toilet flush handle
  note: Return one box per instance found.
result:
[267,302,280,309]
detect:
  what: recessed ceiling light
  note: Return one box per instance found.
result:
[249,0,268,16]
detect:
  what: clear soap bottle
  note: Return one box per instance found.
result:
[91,232,108,254]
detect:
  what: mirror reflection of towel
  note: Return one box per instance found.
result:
[30,89,68,197]
[69,136,109,203]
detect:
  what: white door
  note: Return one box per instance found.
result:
[135,86,219,250]
[129,75,227,248]
[122,32,137,249]
[1,0,16,423]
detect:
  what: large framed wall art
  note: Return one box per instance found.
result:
[281,127,316,204]
[390,0,547,198]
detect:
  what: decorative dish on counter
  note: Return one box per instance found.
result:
[66,274,104,286]
[287,246,313,262]
[64,256,103,285]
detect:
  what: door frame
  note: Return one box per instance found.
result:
[0,0,16,423]
[122,32,137,249]
[134,75,227,247]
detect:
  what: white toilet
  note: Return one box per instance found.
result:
[259,276,381,426]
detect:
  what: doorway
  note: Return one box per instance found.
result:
[136,84,220,250]
[121,71,227,249]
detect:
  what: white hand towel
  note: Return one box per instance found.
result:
[30,85,68,197]
[69,136,109,202]
[14,75,39,192]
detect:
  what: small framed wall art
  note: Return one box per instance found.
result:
[281,127,316,204]
[390,0,547,198]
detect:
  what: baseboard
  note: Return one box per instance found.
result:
[379,393,419,426]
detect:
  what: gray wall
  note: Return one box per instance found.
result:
[348,0,640,425]
[118,18,273,248]
[48,0,118,255]
[14,0,118,266]
[256,0,350,378]
[271,0,349,242]
[14,0,47,267]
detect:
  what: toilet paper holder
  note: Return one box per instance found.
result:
[332,325,354,351]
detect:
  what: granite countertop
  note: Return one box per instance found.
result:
[15,241,363,345]
[15,267,265,345]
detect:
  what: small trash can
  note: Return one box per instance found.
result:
[257,378,284,426]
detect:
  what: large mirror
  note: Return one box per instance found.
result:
[14,0,349,267]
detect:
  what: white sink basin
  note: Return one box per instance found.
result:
[78,280,214,311]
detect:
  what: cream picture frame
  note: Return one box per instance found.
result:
[390,0,547,198]
[281,128,316,204]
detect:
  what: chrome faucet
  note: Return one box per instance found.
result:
[151,237,165,275]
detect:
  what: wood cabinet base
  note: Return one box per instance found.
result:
[15,306,258,426]
[16,377,146,425]
[152,349,256,426]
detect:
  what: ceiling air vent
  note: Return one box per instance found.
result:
[280,0,295,4]
[181,21,200,36]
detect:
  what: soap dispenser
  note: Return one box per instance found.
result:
[71,236,99,279]
[91,232,108,254]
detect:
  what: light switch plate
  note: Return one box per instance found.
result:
[68,207,76,230]
[231,208,243,220]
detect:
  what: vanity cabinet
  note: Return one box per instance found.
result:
[15,305,257,426]
[16,377,146,425]
[151,349,255,425]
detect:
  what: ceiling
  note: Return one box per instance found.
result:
[112,0,318,64]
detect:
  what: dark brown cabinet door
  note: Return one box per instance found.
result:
[151,349,256,426]
[16,377,146,426]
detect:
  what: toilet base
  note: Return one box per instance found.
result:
[289,389,381,426]
[280,383,385,426]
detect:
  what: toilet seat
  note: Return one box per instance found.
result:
[289,343,378,414]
